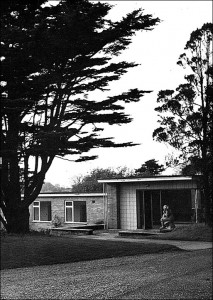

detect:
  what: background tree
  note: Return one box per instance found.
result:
[71,166,133,193]
[180,157,202,176]
[153,23,213,225]
[1,0,159,233]
[135,159,165,176]
[41,182,70,193]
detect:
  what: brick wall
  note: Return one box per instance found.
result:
[86,197,104,224]
[29,194,104,231]
[106,184,118,229]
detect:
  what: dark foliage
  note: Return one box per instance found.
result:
[135,159,165,176]
[1,0,159,232]
[153,23,213,226]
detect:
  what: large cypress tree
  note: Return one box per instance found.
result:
[1,0,159,233]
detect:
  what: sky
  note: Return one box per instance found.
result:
[45,0,213,187]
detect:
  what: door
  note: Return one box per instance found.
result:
[137,190,161,229]
[144,191,152,229]
[136,190,144,229]
[152,190,161,226]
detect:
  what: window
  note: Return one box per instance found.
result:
[33,201,51,221]
[65,201,73,222]
[33,201,39,221]
[65,201,86,223]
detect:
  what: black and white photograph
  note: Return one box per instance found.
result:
[1,0,212,299]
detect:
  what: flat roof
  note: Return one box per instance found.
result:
[37,193,106,197]
[98,175,197,183]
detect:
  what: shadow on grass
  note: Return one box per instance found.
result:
[1,234,182,270]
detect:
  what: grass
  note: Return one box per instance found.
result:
[116,224,212,242]
[1,224,211,270]
[1,233,181,270]
[150,224,212,242]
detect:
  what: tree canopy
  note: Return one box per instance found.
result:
[135,159,165,176]
[72,159,165,193]
[153,23,213,225]
[71,166,133,193]
[1,0,160,232]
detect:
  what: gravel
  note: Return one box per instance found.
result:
[1,249,212,299]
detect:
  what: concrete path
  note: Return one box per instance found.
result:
[79,233,213,251]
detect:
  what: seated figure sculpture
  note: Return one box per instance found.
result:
[160,205,175,232]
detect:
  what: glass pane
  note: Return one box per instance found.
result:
[33,207,39,221]
[66,207,72,222]
[161,190,192,222]
[66,201,73,206]
[33,201,39,206]
[74,201,86,222]
[152,191,161,225]
[40,201,51,221]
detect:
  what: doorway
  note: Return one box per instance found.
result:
[136,189,192,229]
[136,190,161,229]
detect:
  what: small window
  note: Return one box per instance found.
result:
[33,201,51,222]
[65,201,86,223]
[40,201,51,221]
[33,202,39,221]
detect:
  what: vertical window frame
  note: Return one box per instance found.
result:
[65,201,73,223]
[33,201,40,221]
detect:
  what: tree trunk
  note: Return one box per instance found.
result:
[6,206,30,233]
[2,115,31,233]
[202,171,212,227]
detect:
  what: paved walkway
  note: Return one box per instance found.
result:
[79,232,213,251]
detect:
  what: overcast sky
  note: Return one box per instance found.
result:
[45,0,212,187]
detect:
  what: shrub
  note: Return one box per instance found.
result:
[52,215,62,227]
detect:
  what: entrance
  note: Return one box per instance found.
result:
[136,190,161,229]
[136,189,192,229]
[144,191,152,229]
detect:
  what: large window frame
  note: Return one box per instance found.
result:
[65,200,87,223]
[33,201,52,222]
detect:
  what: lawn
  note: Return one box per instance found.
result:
[149,224,212,242]
[116,224,212,242]
[0,233,181,270]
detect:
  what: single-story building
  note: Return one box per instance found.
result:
[28,175,203,232]
[98,175,203,230]
[29,193,105,231]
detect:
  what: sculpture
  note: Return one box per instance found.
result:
[160,205,175,232]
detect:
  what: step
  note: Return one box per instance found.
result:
[74,224,105,230]
[119,230,159,237]
[50,228,93,236]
